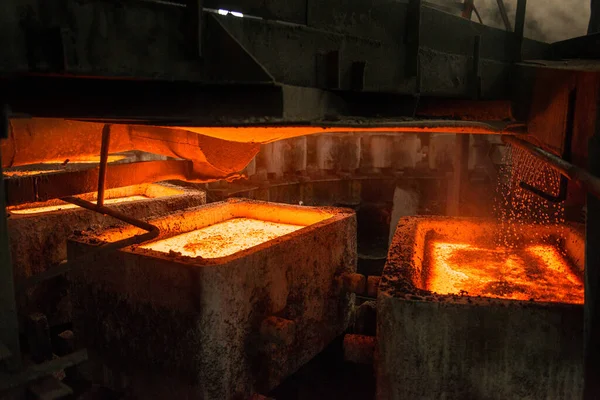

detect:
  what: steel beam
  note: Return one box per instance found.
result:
[495,0,512,31]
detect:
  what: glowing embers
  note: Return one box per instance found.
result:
[426,241,583,304]
[9,195,150,215]
[141,217,303,258]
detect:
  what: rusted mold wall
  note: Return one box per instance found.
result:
[68,200,356,399]
[7,183,206,325]
[376,216,585,399]
[376,296,583,400]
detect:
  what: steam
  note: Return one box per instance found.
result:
[429,0,590,43]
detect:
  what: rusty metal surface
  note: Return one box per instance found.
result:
[343,334,375,365]
[4,160,194,206]
[17,196,161,291]
[502,135,600,200]
[3,118,261,176]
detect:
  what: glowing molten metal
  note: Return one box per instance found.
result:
[141,217,303,259]
[427,241,583,304]
[10,195,150,215]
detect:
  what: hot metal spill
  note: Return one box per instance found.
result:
[141,217,304,259]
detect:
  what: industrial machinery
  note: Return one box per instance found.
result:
[1,0,600,399]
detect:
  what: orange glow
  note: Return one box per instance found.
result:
[426,241,583,304]
[10,195,150,215]
[41,155,127,164]
[3,170,61,177]
[141,217,303,258]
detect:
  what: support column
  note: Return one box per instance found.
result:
[584,86,600,399]
[447,134,470,216]
[589,0,600,34]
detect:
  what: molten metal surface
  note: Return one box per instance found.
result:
[141,217,303,259]
[10,195,149,215]
[427,241,583,304]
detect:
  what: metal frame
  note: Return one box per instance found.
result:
[2,0,600,398]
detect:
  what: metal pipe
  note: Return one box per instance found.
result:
[97,125,111,206]
[62,196,158,232]
[502,136,600,200]
[17,197,159,291]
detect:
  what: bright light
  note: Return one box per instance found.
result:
[426,241,583,304]
[141,217,303,259]
[230,11,244,17]
[10,195,150,215]
[218,9,229,15]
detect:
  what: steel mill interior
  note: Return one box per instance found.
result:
[1,1,600,400]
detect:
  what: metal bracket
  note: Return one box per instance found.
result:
[518,89,576,203]
[519,178,567,203]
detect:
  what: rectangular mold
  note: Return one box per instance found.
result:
[68,198,357,399]
[377,216,584,400]
[8,182,206,325]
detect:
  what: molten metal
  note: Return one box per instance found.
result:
[10,195,149,215]
[141,217,303,259]
[427,241,583,304]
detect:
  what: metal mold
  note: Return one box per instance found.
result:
[7,183,206,325]
[68,199,357,399]
[377,216,584,400]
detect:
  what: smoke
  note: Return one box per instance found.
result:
[474,0,590,42]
